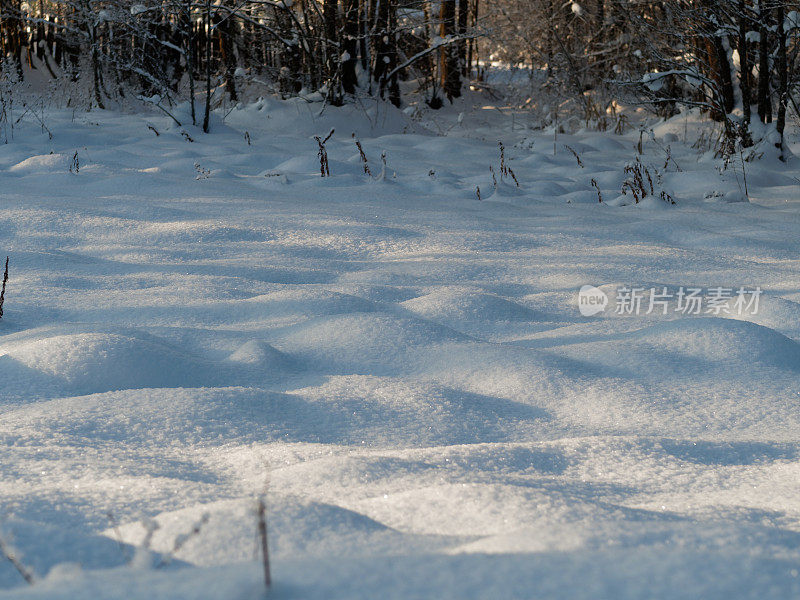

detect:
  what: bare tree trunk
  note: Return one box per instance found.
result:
[439,0,461,100]
[298,0,320,90]
[91,22,105,109]
[36,0,45,60]
[695,30,734,120]
[342,0,359,93]
[546,0,555,80]
[737,0,752,144]
[386,0,400,104]
[42,10,58,77]
[713,36,735,115]
[466,0,479,78]
[202,0,212,133]
[775,0,787,157]
[590,0,605,80]
[373,0,387,85]
[360,0,369,72]
[54,13,64,66]
[422,0,440,104]
[275,2,301,96]
[757,2,772,123]
[373,0,399,105]
[323,0,340,100]
[215,5,237,102]
[457,0,468,76]
[181,0,196,124]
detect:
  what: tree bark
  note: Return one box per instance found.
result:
[215,6,238,102]
[439,0,461,100]
[342,0,359,93]
[386,0,400,104]
[373,0,399,105]
[181,0,196,124]
[713,36,735,115]
[323,0,340,100]
[695,29,735,120]
[466,0,479,78]
[775,0,787,157]
[457,0,468,76]
[737,0,752,143]
[203,0,212,133]
[757,1,772,123]
[276,2,302,96]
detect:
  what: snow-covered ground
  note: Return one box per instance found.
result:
[1,96,800,599]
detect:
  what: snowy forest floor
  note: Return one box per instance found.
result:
[1,94,800,599]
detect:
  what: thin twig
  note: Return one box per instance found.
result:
[0,257,9,319]
[0,535,34,585]
[257,498,271,589]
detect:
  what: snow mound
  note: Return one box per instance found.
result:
[0,387,354,447]
[0,382,543,447]
[401,288,541,327]
[287,375,548,446]
[3,99,800,599]
[111,495,397,566]
[227,339,290,367]
[248,288,378,319]
[734,296,800,340]
[631,317,800,370]
[0,327,219,396]
[266,441,576,510]
[8,154,69,174]
[349,482,632,537]
[273,312,467,374]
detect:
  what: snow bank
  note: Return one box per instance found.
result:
[1,98,799,599]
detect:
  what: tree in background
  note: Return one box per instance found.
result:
[0,0,798,155]
[0,0,482,111]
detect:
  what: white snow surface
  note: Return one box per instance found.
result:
[1,97,800,599]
